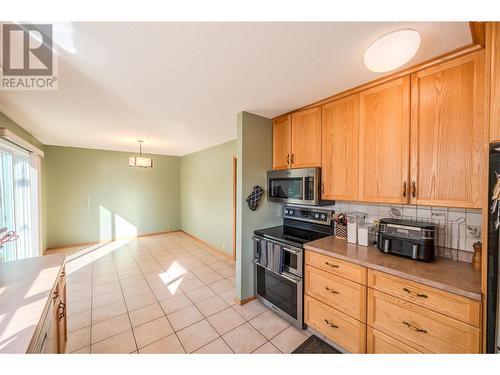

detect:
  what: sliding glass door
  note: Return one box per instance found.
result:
[0,140,40,262]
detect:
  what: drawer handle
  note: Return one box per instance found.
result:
[324,319,338,329]
[402,320,427,333]
[324,286,339,295]
[403,287,428,299]
[324,261,339,269]
[58,301,66,321]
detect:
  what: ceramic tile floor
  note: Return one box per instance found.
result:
[61,232,309,354]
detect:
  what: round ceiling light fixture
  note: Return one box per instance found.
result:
[364,29,421,73]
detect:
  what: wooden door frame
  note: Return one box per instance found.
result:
[232,156,237,261]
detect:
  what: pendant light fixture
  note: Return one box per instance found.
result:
[128,140,153,168]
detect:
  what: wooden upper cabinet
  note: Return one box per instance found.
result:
[359,77,411,204]
[272,115,291,170]
[489,23,500,142]
[410,51,486,208]
[321,94,359,200]
[291,106,322,168]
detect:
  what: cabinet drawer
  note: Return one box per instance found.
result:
[305,265,366,322]
[367,327,420,354]
[305,295,366,353]
[368,269,481,327]
[305,251,366,284]
[367,289,481,353]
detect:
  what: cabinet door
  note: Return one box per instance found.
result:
[489,23,500,142]
[272,115,292,170]
[410,51,486,208]
[57,271,67,354]
[359,77,410,203]
[291,107,322,168]
[321,95,359,200]
[367,326,421,354]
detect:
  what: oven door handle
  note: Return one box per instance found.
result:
[252,261,302,285]
[282,247,301,255]
[279,272,302,285]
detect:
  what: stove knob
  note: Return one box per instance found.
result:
[288,210,294,215]
[284,209,289,215]
[314,213,320,219]
[320,214,326,220]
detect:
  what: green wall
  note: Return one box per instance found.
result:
[180,140,236,256]
[235,112,283,301]
[45,146,181,248]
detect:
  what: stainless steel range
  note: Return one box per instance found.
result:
[253,205,334,328]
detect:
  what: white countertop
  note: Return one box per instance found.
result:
[0,253,66,353]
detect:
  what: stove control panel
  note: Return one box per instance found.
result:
[284,206,333,226]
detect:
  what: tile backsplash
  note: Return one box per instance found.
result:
[332,201,482,255]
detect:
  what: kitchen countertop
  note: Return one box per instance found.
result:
[304,236,482,301]
[0,253,66,353]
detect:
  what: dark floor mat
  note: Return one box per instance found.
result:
[292,335,342,354]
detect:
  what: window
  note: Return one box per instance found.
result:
[0,139,40,262]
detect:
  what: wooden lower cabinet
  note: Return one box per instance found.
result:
[57,268,67,354]
[305,295,366,353]
[367,326,421,354]
[305,251,367,285]
[368,269,481,327]
[304,251,482,353]
[367,288,481,353]
[30,265,67,354]
[305,266,366,322]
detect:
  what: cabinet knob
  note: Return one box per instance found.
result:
[287,154,290,165]
[402,181,407,198]
[291,153,294,164]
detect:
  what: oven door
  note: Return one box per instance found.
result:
[254,263,303,328]
[281,244,303,277]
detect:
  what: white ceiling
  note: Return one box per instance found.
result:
[0,22,472,156]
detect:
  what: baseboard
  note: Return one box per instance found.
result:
[45,229,181,252]
[181,230,234,261]
[45,240,100,252]
[235,296,256,305]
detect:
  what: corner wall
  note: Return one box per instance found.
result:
[44,146,181,248]
[235,112,283,301]
[180,140,236,256]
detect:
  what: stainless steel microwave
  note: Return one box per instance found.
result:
[267,167,333,206]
